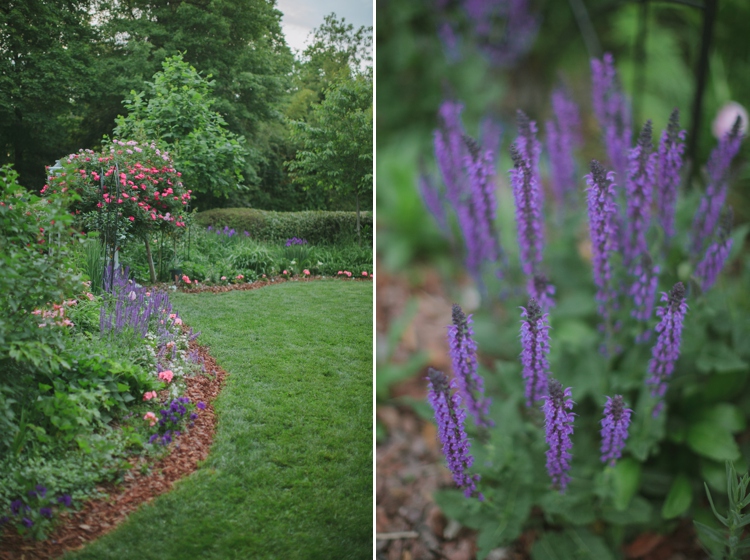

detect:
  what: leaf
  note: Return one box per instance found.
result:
[475,486,533,560]
[662,473,692,519]
[611,458,642,511]
[695,403,747,434]
[531,527,616,560]
[602,496,652,525]
[687,421,741,462]
[696,344,749,375]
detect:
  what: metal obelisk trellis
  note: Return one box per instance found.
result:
[101,163,121,292]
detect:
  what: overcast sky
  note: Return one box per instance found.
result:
[276,0,373,54]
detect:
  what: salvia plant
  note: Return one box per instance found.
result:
[419,51,748,558]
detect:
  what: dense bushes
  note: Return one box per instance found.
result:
[194,208,373,244]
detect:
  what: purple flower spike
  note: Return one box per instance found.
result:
[600,395,632,466]
[546,88,582,210]
[519,298,551,407]
[426,368,483,500]
[624,121,657,264]
[527,273,555,311]
[542,379,575,492]
[695,209,733,292]
[656,109,686,239]
[629,252,660,323]
[585,161,618,323]
[646,282,688,417]
[448,304,492,427]
[691,116,744,257]
[510,142,544,277]
[591,54,631,184]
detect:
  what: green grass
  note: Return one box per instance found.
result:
[66,281,373,560]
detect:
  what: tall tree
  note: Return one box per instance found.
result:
[0,0,97,189]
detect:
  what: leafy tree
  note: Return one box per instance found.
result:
[0,0,98,190]
[288,75,373,244]
[114,54,248,208]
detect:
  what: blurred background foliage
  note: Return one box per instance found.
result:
[377,0,750,272]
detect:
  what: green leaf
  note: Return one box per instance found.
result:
[611,458,642,511]
[662,473,693,519]
[695,404,747,434]
[602,496,652,525]
[687,421,741,462]
[531,527,616,560]
[696,344,749,375]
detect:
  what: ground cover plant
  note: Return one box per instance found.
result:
[376,1,750,558]
[64,281,373,560]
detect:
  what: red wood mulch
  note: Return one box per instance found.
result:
[0,339,227,560]
[376,266,707,560]
[177,274,372,295]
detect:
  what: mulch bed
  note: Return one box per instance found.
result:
[0,339,228,560]
[376,266,707,560]
[176,274,372,295]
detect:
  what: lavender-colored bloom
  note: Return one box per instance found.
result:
[448,304,492,427]
[546,88,582,210]
[585,161,618,322]
[624,121,657,264]
[40,507,53,519]
[197,401,206,410]
[591,54,631,184]
[35,485,47,498]
[519,298,551,407]
[629,252,660,323]
[527,273,555,311]
[57,495,72,507]
[541,379,575,492]
[691,117,744,257]
[149,433,159,444]
[646,282,688,417]
[510,142,544,276]
[656,109,686,239]
[22,517,33,528]
[426,368,482,499]
[600,395,632,466]
[10,500,22,515]
[695,209,733,292]
[419,172,449,234]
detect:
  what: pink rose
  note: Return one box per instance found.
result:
[337,271,343,275]
[221,276,227,280]
[143,391,157,401]
[158,370,174,383]
[144,412,157,426]
[283,270,288,275]
[362,271,368,276]
[303,269,310,275]
[181,275,191,284]
[345,271,352,277]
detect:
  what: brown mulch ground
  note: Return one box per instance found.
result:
[176,274,372,295]
[376,266,708,560]
[0,339,228,560]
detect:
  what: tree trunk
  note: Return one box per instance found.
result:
[144,235,157,284]
[355,192,361,246]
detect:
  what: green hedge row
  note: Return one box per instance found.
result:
[194,208,373,244]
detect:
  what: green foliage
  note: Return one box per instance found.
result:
[695,463,750,559]
[228,244,277,277]
[195,208,373,244]
[114,54,248,203]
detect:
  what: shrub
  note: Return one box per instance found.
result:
[195,208,373,244]
[228,244,277,276]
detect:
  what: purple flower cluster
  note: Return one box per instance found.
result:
[695,209,733,292]
[591,54,631,184]
[426,368,482,499]
[629,253,660,327]
[285,237,308,247]
[527,273,555,312]
[3,488,73,531]
[646,282,688,417]
[656,109,686,239]
[624,121,657,264]
[148,396,196,445]
[690,116,744,257]
[510,115,544,277]
[431,100,503,284]
[585,161,618,323]
[448,304,492,427]
[542,379,575,492]
[546,88,582,211]
[600,395,632,466]
[519,298,550,407]
[207,225,248,238]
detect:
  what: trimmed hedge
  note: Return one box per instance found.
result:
[194,208,373,244]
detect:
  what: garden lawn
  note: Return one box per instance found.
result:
[66,280,373,560]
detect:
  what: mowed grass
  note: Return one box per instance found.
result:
[67,280,373,560]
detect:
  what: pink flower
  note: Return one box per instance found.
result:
[144,412,157,426]
[283,270,288,275]
[236,274,244,280]
[303,269,310,275]
[85,292,95,301]
[174,318,182,325]
[362,271,368,276]
[181,275,191,284]
[221,276,227,281]
[158,370,174,383]
[143,391,157,401]
[712,101,748,138]
[345,271,352,277]
[337,271,343,275]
